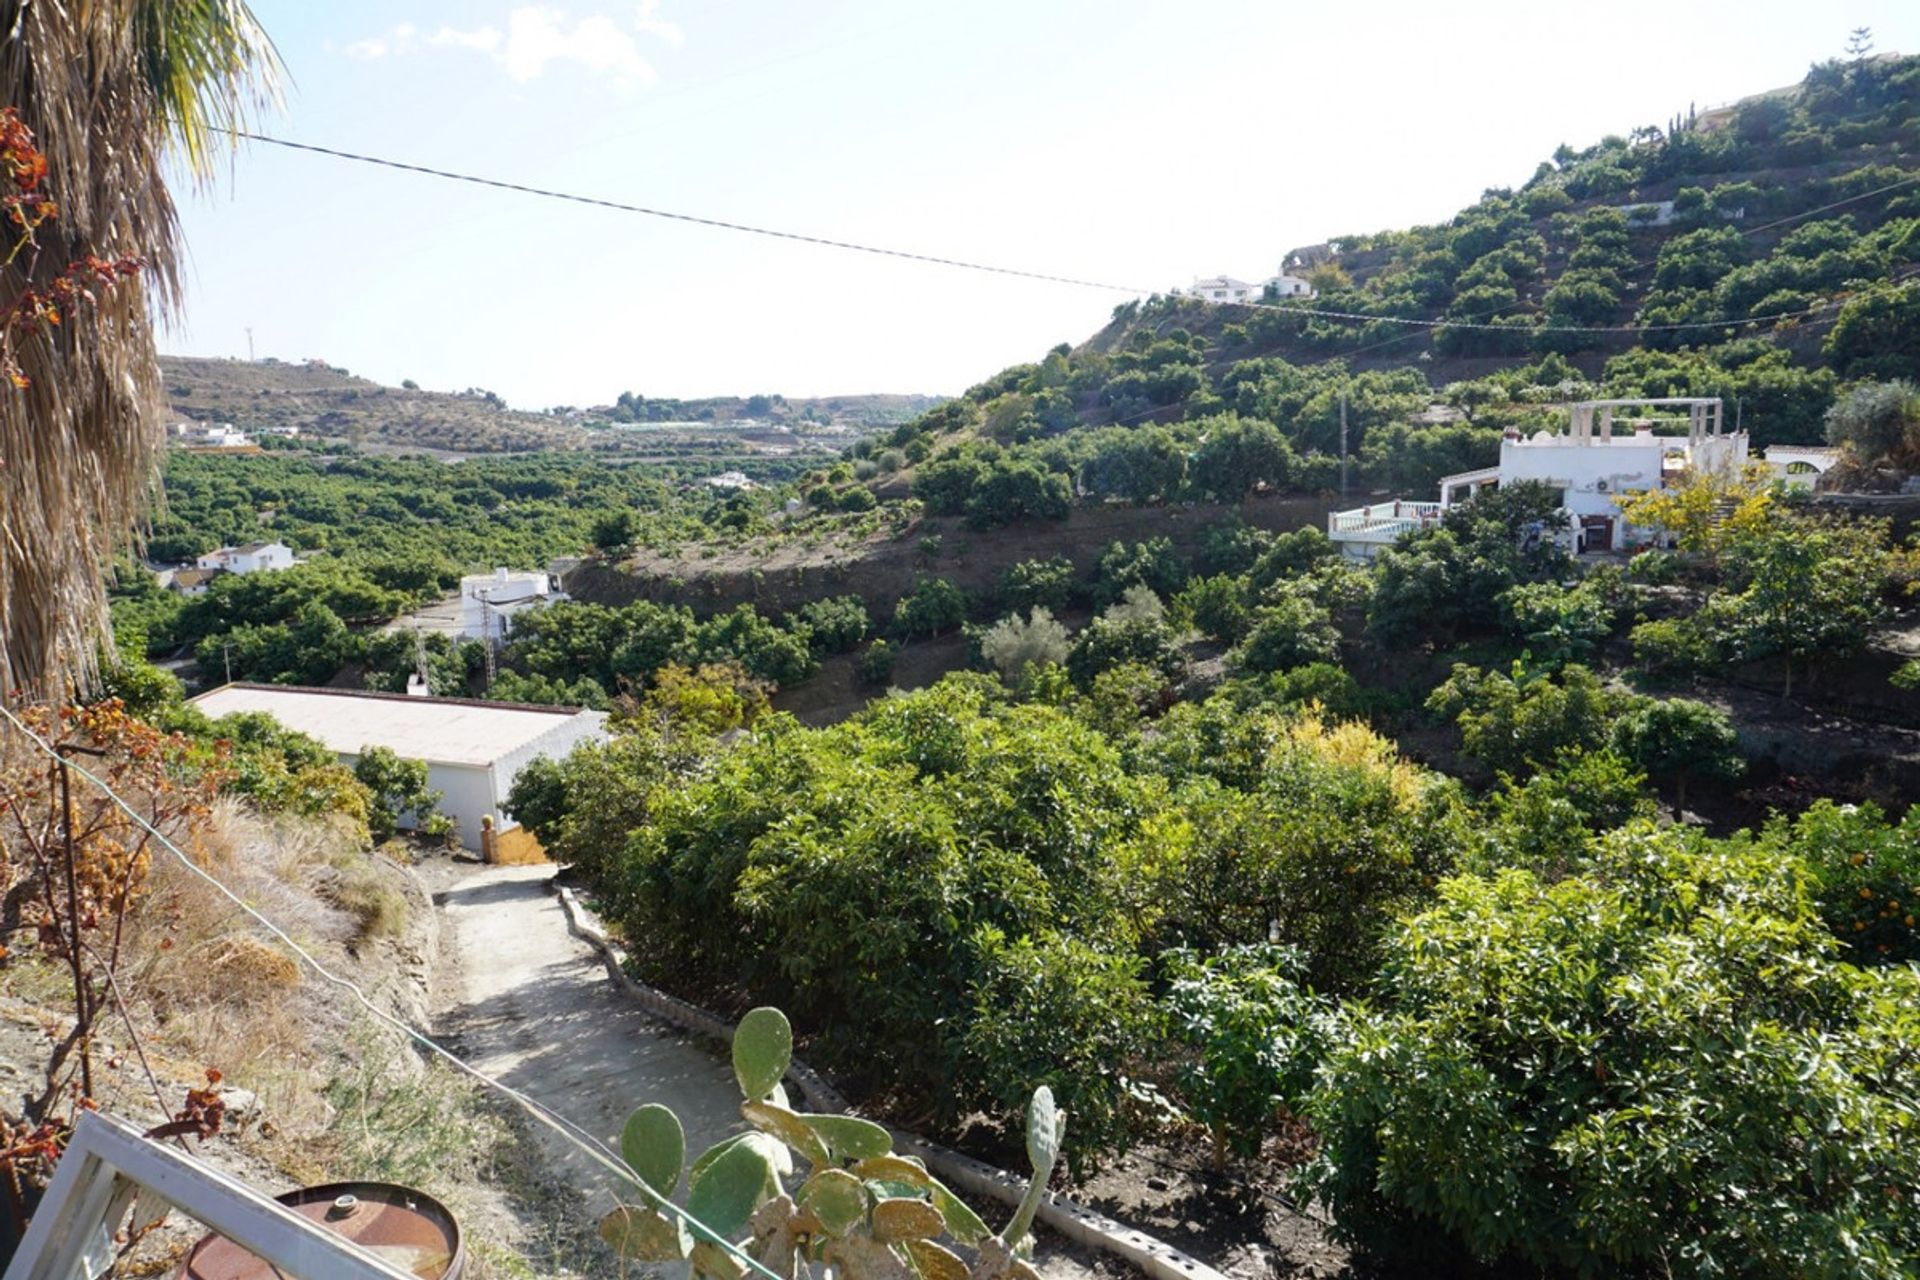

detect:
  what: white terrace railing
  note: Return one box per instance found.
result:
[1327,500,1443,543]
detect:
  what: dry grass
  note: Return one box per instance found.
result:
[115,799,420,1137]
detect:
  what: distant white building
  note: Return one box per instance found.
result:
[1183,275,1264,304]
[459,567,562,643]
[187,683,608,852]
[170,421,255,450]
[165,568,222,596]
[1329,397,1749,558]
[195,541,295,575]
[1763,444,1840,491]
[702,470,759,491]
[1264,272,1316,299]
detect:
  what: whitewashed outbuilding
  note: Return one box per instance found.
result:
[1763,444,1840,490]
[188,683,608,851]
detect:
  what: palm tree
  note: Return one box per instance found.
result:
[0,0,279,699]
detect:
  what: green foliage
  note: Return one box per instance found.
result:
[1481,749,1655,876]
[352,745,442,840]
[1162,946,1329,1169]
[964,930,1164,1175]
[1764,800,1920,966]
[856,638,896,687]
[1232,593,1340,675]
[1091,538,1188,609]
[980,609,1071,683]
[1301,829,1920,1278]
[505,718,715,880]
[1825,280,1920,381]
[1134,705,1468,991]
[1496,577,1619,665]
[999,555,1079,613]
[893,577,969,638]
[1173,574,1253,645]
[1824,378,1920,466]
[1368,483,1570,646]
[1609,697,1745,805]
[1065,612,1184,691]
[791,594,867,656]
[592,508,639,555]
[1427,662,1619,775]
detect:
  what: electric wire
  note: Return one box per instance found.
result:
[233,132,1913,337]
[0,703,784,1280]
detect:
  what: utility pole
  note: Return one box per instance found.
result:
[245,327,254,362]
[222,642,232,685]
[1338,392,1349,498]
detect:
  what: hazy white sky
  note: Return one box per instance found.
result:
[165,1,1919,407]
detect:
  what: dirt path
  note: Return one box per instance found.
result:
[434,863,1119,1280]
[436,863,748,1217]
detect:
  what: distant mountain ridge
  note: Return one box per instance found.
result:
[159,355,946,453]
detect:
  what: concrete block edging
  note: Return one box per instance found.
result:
[551,881,1226,1280]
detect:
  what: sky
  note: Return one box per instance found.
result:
[166,1,1920,408]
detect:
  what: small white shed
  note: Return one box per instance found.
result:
[188,684,608,851]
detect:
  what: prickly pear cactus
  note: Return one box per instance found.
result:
[600,1006,1063,1280]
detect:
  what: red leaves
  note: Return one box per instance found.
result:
[0,108,144,389]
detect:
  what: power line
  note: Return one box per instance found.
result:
[235,133,1147,297]
[0,703,783,1280]
[235,132,1901,337]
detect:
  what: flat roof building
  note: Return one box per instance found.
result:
[188,683,607,853]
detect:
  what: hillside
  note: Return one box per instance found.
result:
[160,355,587,452]
[783,52,1919,527]
[159,355,946,455]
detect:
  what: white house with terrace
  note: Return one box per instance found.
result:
[1328,396,1748,559]
[458,567,563,643]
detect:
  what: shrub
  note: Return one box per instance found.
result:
[1497,579,1617,665]
[1765,800,1920,967]
[1630,616,1709,677]
[1000,555,1079,613]
[1232,594,1340,675]
[1092,538,1188,609]
[893,577,969,638]
[352,746,442,841]
[794,595,869,654]
[1480,749,1654,877]
[1301,829,1920,1278]
[980,608,1072,682]
[1625,549,1679,584]
[1065,614,1184,690]
[962,929,1164,1174]
[857,638,896,686]
[1175,574,1253,645]
[1609,697,1745,807]
[1426,662,1618,775]
[1162,946,1330,1171]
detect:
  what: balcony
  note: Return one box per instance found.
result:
[1327,500,1443,556]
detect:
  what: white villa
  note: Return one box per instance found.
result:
[1763,443,1841,491]
[1184,275,1265,304]
[459,567,563,643]
[1328,396,1748,559]
[195,541,295,575]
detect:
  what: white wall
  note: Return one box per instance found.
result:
[485,711,611,841]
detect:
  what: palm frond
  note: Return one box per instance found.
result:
[0,0,281,699]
